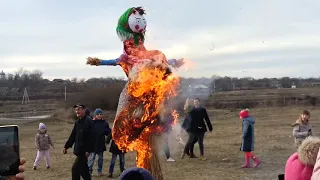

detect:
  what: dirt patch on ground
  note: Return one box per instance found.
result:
[11,107,320,180]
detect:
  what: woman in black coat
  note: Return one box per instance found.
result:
[105,133,126,178]
[181,98,198,158]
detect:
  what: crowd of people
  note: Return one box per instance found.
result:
[6,98,320,180]
[1,98,257,180]
[27,98,216,180]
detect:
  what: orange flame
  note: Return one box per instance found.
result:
[112,59,180,169]
[172,110,179,125]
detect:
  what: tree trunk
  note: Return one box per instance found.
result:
[137,134,164,180]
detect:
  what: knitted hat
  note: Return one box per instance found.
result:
[239,109,249,119]
[119,167,153,180]
[94,108,103,115]
[39,122,46,130]
[116,7,146,46]
[85,108,91,116]
[285,136,320,180]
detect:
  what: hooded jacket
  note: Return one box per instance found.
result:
[292,119,313,148]
[240,116,255,152]
[91,118,111,152]
[285,136,320,180]
[35,123,53,151]
[35,129,53,151]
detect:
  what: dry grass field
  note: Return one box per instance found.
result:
[6,106,320,180]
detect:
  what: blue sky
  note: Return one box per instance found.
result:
[1,0,320,80]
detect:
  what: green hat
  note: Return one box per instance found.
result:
[116,7,145,46]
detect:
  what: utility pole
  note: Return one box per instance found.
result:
[64,85,67,101]
[21,87,30,104]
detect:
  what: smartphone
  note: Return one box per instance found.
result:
[278,174,284,180]
[0,125,20,176]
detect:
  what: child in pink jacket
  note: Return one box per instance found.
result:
[285,136,320,180]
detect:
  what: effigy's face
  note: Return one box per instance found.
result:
[128,12,147,33]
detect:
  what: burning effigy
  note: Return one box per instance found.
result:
[86,6,185,179]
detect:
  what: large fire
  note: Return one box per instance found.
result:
[112,59,180,168]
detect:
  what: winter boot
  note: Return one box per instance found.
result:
[241,153,250,168]
[252,156,261,168]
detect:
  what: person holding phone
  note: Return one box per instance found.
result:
[0,125,24,180]
[63,104,94,180]
[292,110,313,148]
[0,158,26,180]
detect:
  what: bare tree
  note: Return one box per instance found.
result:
[71,77,78,83]
[29,70,43,81]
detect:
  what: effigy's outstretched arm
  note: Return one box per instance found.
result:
[167,58,185,69]
[167,59,177,66]
[100,58,120,66]
[86,57,120,66]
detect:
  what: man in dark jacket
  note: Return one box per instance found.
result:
[63,104,94,180]
[182,98,212,160]
[88,108,111,177]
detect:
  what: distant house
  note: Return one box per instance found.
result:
[187,84,211,97]
[311,82,320,87]
[300,82,320,87]
[300,82,312,87]
[0,70,5,79]
[270,80,281,88]
[52,79,64,83]
[0,87,9,96]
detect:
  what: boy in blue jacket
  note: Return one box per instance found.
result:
[88,108,111,176]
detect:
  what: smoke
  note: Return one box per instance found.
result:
[179,77,214,99]
[155,77,215,157]
[156,122,187,158]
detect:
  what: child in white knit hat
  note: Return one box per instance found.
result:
[33,122,54,170]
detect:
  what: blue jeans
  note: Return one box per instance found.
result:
[164,141,171,159]
[109,153,125,174]
[88,152,104,174]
